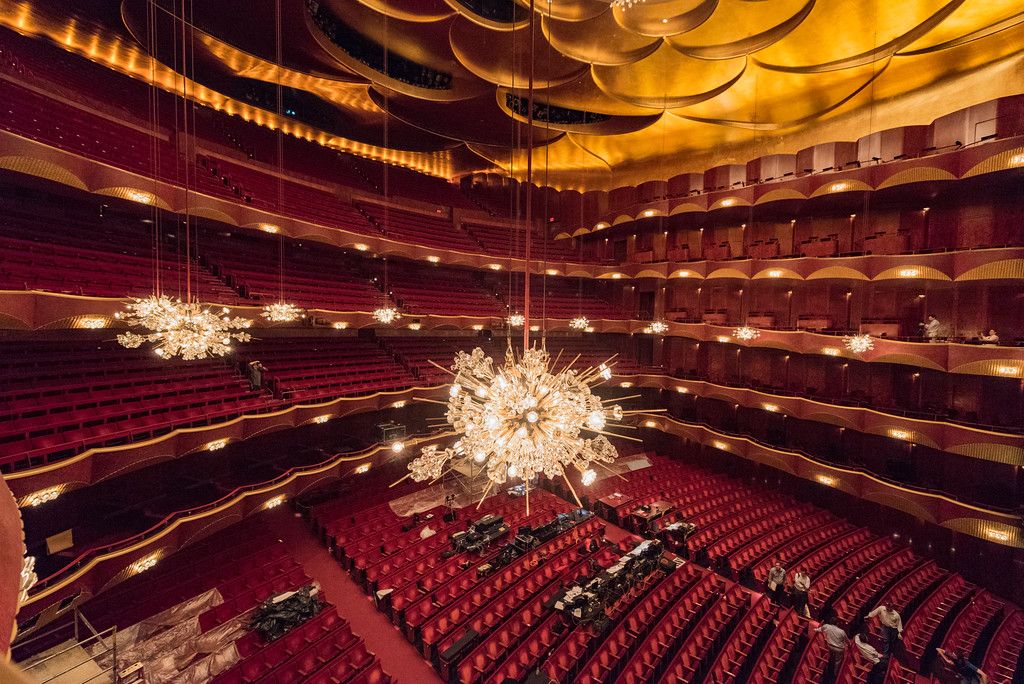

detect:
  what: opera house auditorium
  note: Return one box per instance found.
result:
[0,1,1023,683]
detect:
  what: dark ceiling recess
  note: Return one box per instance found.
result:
[306,0,453,90]
[455,0,528,23]
[505,93,612,125]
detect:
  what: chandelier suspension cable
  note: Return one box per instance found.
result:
[146,0,162,298]
[540,2,552,351]
[521,0,536,352]
[180,0,192,304]
[276,0,284,305]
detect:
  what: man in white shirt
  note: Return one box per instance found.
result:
[766,559,786,603]
[922,315,941,342]
[867,604,903,654]
[791,570,811,617]
[815,621,848,677]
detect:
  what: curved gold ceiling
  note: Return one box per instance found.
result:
[22,0,1024,188]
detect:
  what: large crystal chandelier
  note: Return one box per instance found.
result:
[116,296,253,360]
[409,347,638,503]
[507,312,525,328]
[843,333,874,354]
[733,325,760,341]
[261,302,305,323]
[645,320,669,334]
[372,306,401,325]
[570,316,590,331]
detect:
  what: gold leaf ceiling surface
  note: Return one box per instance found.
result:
[12,0,1024,188]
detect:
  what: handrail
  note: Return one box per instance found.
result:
[652,415,1023,518]
[29,429,446,593]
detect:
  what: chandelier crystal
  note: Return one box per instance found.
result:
[843,333,875,353]
[115,296,252,360]
[645,320,668,335]
[733,325,760,341]
[611,0,646,9]
[570,316,590,331]
[409,347,630,496]
[372,306,401,325]
[507,313,525,328]
[261,302,305,323]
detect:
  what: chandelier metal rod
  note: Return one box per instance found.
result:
[521,0,536,351]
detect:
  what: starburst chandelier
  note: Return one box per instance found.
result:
[372,306,401,325]
[507,312,525,328]
[843,333,875,353]
[409,347,641,504]
[645,320,669,334]
[570,316,590,331]
[261,302,305,323]
[734,325,760,341]
[116,296,253,360]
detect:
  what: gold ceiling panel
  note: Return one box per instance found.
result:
[510,71,658,116]
[676,59,887,128]
[354,0,457,22]
[321,0,464,72]
[611,0,717,38]
[753,0,963,72]
[449,16,589,88]
[542,9,661,66]
[898,0,1024,53]
[666,0,815,59]
[532,0,610,24]
[592,43,747,109]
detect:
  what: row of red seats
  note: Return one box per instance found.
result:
[418,517,603,659]
[447,545,619,682]
[900,575,976,669]
[386,503,570,623]
[569,564,705,684]
[704,595,775,684]
[614,572,726,683]
[657,584,750,683]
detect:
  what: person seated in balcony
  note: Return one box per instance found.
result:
[979,329,999,345]
[866,604,903,654]
[921,315,941,342]
[765,559,786,603]
[937,647,988,684]
[790,570,811,617]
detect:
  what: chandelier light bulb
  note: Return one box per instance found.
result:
[507,313,525,328]
[733,325,760,341]
[581,469,597,486]
[117,295,252,361]
[843,333,875,354]
[408,347,627,497]
[570,316,590,331]
[261,302,305,323]
[372,306,400,325]
[648,320,669,335]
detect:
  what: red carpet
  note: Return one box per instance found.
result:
[261,507,442,684]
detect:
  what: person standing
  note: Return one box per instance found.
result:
[815,621,849,678]
[922,315,941,342]
[867,604,903,654]
[791,570,811,617]
[766,559,786,604]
